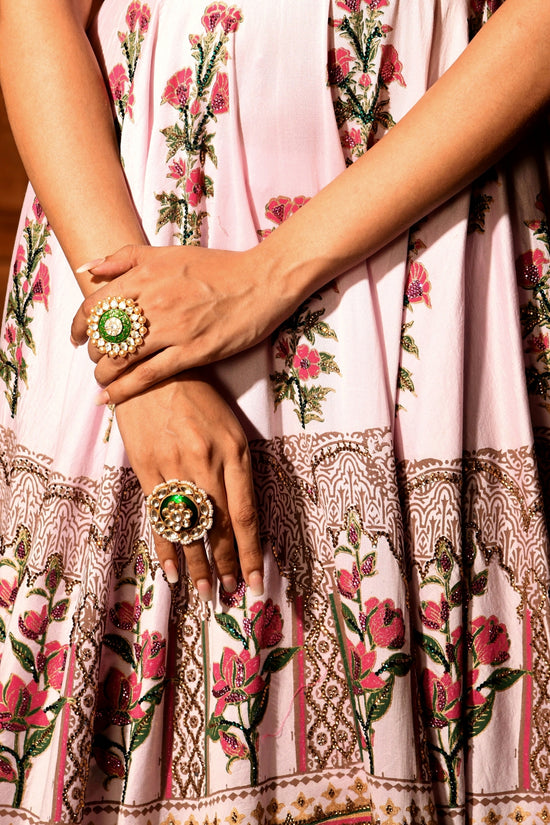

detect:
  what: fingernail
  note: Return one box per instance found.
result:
[75,257,105,274]
[94,389,110,406]
[163,558,179,584]
[197,578,213,602]
[248,570,264,597]
[70,335,79,348]
[221,574,238,593]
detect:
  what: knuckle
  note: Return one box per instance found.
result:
[233,503,258,532]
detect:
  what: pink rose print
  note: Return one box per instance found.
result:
[109,64,129,101]
[162,68,193,109]
[202,2,227,31]
[168,157,186,180]
[140,630,167,679]
[220,729,249,760]
[328,47,354,85]
[18,605,48,641]
[420,594,450,631]
[30,262,50,309]
[210,72,229,114]
[365,597,405,649]
[32,197,46,223]
[422,668,462,728]
[337,563,361,599]
[125,1,141,30]
[293,344,320,380]
[0,755,16,782]
[346,640,385,694]
[212,647,265,717]
[341,128,362,150]
[264,195,310,226]
[0,675,50,732]
[248,599,283,647]
[43,641,68,691]
[186,167,207,207]
[516,248,549,289]
[405,261,432,307]
[139,4,151,32]
[0,576,18,608]
[379,44,405,86]
[109,595,142,631]
[97,669,146,728]
[526,332,549,353]
[93,747,126,781]
[221,5,243,33]
[471,615,510,666]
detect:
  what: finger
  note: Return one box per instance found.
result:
[224,450,263,596]
[179,538,215,602]
[76,244,143,278]
[95,348,187,403]
[206,481,240,593]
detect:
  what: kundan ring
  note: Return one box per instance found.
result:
[86,296,148,358]
[146,480,214,544]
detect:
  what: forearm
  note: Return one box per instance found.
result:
[262,0,550,301]
[0,0,145,294]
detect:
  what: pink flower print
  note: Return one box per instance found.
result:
[168,158,186,181]
[466,668,485,708]
[212,646,265,717]
[43,641,68,691]
[405,261,431,308]
[471,615,510,665]
[162,68,193,109]
[358,73,371,88]
[221,5,243,33]
[30,262,50,310]
[379,45,405,86]
[15,347,23,368]
[367,0,389,7]
[249,599,284,647]
[516,248,549,290]
[125,1,141,30]
[210,72,230,115]
[335,0,364,11]
[0,755,16,783]
[32,197,46,223]
[264,195,310,226]
[97,668,146,728]
[109,595,142,630]
[220,729,249,760]
[346,640,385,695]
[0,675,50,732]
[126,83,136,119]
[219,575,246,607]
[293,344,320,381]
[186,167,207,207]
[328,47,354,85]
[18,604,48,641]
[109,64,129,101]
[337,563,361,599]
[420,595,450,631]
[527,332,549,353]
[274,337,290,360]
[13,244,26,276]
[139,4,151,31]
[422,668,461,728]
[341,128,362,150]
[140,630,166,678]
[365,597,405,649]
[190,99,201,116]
[93,747,126,780]
[0,577,18,608]
[201,2,227,31]
[4,325,16,346]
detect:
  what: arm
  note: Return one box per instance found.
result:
[0,0,264,596]
[71,0,550,400]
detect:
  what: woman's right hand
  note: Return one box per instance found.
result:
[114,372,264,602]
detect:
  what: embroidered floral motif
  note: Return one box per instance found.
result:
[332,511,412,774]
[416,532,525,807]
[0,538,69,808]
[207,588,299,784]
[156,3,242,245]
[109,1,151,126]
[396,227,431,411]
[0,198,51,418]
[468,167,498,234]
[92,550,166,800]
[330,1,405,162]
[517,194,550,409]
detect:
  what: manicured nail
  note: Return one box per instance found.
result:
[163,558,179,584]
[94,389,110,406]
[75,257,105,274]
[248,570,264,597]
[197,578,213,602]
[221,574,238,593]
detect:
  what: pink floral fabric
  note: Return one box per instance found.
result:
[1,1,549,824]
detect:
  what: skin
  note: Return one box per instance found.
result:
[1,0,549,595]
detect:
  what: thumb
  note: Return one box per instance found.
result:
[75,243,144,278]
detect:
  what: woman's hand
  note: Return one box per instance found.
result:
[115,372,264,601]
[70,243,300,404]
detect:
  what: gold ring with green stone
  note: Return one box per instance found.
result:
[146,479,214,544]
[86,296,148,358]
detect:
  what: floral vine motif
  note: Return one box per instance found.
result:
[517,194,550,410]
[0,534,69,808]
[262,196,341,428]
[330,0,405,162]
[108,1,151,126]
[155,3,242,245]
[333,511,412,774]
[417,531,525,807]
[92,550,166,800]
[396,227,431,412]
[0,198,51,418]
[207,585,299,785]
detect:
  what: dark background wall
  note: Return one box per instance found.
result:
[0,93,28,301]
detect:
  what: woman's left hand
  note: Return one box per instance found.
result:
[70,243,295,404]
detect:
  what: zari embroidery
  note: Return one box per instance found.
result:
[108,1,152,127]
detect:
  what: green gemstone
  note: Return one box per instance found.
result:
[160,494,199,529]
[98,308,132,344]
